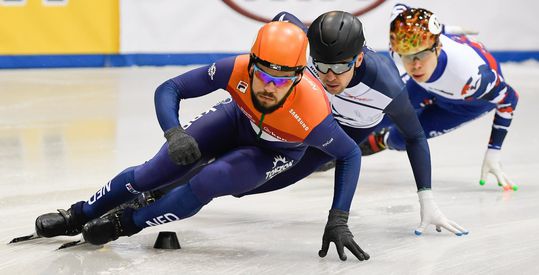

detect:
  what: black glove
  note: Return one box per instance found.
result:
[164,126,201,165]
[319,209,370,261]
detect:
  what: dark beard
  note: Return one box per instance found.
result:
[250,91,287,114]
[247,67,299,114]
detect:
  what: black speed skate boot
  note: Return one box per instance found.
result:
[35,201,89,238]
[359,128,389,156]
[106,190,164,215]
[82,208,142,245]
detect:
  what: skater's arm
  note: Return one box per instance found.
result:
[305,115,360,212]
[272,12,307,33]
[385,91,432,190]
[154,57,235,132]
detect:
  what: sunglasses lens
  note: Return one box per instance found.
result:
[401,55,413,63]
[331,64,352,74]
[314,61,354,75]
[272,78,293,87]
[314,63,331,74]
[254,66,295,88]
[401,45,435,63]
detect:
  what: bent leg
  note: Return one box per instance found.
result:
[243,124,375,195]
[82,101,239,219]
[82,144,199,219]
[131,146,303,229]
[240,147,333,196]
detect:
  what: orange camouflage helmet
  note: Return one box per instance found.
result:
[390,7,442,56]
[250,21,308,72]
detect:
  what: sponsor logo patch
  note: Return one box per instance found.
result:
[265,155,294,179]
[289,108,309,131]
[237,80,248,93]
[87,181,112,205]
[183,106,218,129]
[145,213,180,227]
[322,138,334,147]
[125,183,140,194]
[208,63,216,80]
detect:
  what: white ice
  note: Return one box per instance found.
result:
[1,62,538,275]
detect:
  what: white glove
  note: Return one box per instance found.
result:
[415,190,468,236]
[480,149,517,191]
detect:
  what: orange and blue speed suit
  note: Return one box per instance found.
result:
[79,55,361,229]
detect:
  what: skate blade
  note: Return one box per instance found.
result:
[57,239,86,250]
[8,233,40,244]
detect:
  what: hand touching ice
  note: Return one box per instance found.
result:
[480,149,518,191]
[415,190,468,236]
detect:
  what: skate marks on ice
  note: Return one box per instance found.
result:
[0,64,539,274]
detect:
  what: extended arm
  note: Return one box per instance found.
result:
[385,87,467,236]
[469,65,520,189]
[480,83,519,190]
[305,115,370,261]
[154,58,234,131]
[385,90,431,191]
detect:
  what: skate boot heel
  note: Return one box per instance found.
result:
[35,201,87,238]
[82,208,141,245]
[360,128,389,156]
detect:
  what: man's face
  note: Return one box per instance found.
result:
[401,44,441,83]
[315,53,364,95]
[251,63,299,111]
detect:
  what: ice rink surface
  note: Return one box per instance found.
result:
[1,62,538,275]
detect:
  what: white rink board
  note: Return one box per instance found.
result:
[120,0,539,53]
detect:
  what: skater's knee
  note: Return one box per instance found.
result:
[194,162,233,184]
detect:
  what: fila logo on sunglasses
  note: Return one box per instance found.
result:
[237,81,248,93]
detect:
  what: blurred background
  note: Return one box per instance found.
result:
[1,0,538,69]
